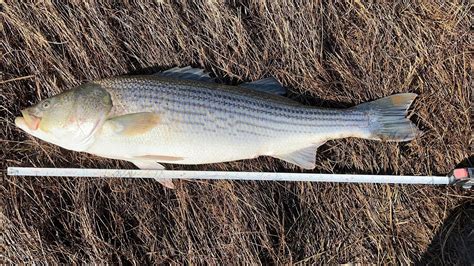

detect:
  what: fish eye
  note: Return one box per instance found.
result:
[42,100,51,109]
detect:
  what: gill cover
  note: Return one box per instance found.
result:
[70,83,113,143]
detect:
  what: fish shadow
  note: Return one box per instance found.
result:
[416,156,473,265]
[415,201,473,265]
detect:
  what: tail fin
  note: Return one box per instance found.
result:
[355,93,421,141]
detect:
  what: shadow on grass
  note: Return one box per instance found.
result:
[416,156,473,265]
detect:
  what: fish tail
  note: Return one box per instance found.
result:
[355,93,422,141]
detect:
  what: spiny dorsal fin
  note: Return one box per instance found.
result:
[240,77,286,95]
[272,142,325,169]
[130,160,175,189]
[155,66,214,82]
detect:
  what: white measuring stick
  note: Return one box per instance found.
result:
[7,167,453,185]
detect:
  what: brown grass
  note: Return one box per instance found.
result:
[1,0,473,264]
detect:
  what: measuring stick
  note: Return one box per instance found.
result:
[7,167,472,188]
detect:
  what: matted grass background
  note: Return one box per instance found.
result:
[1,1,472,264]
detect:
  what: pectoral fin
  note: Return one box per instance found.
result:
[272,142,325,169]
[131,160,175,189]
[108,112,161,136]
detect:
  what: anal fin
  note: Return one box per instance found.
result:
[272,142,325,170]
[131,160,175,189]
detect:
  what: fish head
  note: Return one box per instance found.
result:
[15,83,112,151]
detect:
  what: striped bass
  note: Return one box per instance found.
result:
[15,66,421,188]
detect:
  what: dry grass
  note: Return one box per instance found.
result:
[1,0,473,264]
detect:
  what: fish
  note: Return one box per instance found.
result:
[15,66,422,188]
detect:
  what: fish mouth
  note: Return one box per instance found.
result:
[16,109,42,131]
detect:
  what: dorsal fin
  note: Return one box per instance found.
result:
[240,77,286,95]
[155,66,214,82]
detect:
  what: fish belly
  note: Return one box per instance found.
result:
[87,108,367,165]
[87,113,278,164]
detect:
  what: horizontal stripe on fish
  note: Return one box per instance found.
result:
[100,80,369,128]
[161,104,368,129]
[98,78,347,117]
